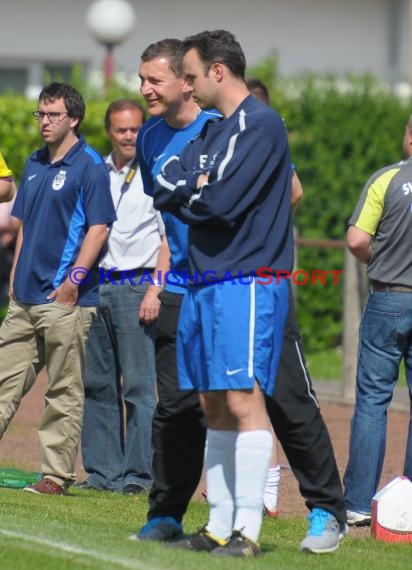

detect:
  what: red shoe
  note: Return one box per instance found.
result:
[23,477,66,495]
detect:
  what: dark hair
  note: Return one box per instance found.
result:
[183,30,246,79]
[104,99,145,130]
[140,38,185,77]
[246,77,270,105]
[38,82,85,133]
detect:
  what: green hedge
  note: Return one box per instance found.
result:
[1,71,411,349]
[287,80,408,350]
[248,62,410,350]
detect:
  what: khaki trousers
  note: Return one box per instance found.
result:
[0,299,95,487]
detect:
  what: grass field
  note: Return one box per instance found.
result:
[0,488,411,570]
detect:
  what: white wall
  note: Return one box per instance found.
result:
[0,0,405,81]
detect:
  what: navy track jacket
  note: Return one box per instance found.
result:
[153,95,294,281]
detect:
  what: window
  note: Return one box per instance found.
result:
[0,68,28,95]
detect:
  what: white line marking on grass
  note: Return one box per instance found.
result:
[0,528,163,570]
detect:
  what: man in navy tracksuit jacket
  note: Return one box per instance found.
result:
[154,95,293,288]
[152,30,346,557]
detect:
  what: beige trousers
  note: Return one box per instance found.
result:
[0,299,95,487]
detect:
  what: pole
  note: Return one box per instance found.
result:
[104,43,114,95]
[342,248,363,403]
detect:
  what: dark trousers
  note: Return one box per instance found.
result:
[148,290,207,521]
[148,288,346,525]
[266,295,346,525]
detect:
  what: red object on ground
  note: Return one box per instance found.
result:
[371,476,412,543]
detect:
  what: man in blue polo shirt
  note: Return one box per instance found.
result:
[131,39,220,540]
[0,82,116,495]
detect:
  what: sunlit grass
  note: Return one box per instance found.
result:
[307,348,407,386]
[306,347,343,381]
[0,488,411,570]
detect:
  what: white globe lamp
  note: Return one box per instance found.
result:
[86,0,136,90]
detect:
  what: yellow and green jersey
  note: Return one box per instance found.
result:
[349,157,412,286]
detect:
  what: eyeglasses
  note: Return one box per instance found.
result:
[32,111,68,123]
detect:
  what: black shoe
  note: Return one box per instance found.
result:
[73,480,100,490]
[166,526,227,551]
[211,530,261,557]
[122,483,146,495]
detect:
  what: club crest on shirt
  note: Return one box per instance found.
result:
[52,170,67,191]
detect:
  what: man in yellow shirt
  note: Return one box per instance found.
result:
[0,152,14,203]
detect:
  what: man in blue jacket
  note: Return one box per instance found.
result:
[152,29,292,557]
[132,36,346,557]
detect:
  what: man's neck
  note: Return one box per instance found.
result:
[111,153,133,171]
[216,84,250,119]
[164,99,201,129]
[48,132,79,164]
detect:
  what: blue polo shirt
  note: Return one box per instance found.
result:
[12,136,116,306]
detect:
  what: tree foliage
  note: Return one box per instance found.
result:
[248,59,411,350]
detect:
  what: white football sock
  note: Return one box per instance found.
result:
[205,429,237,541]
[233,430,273,542]
[263,464,281,512]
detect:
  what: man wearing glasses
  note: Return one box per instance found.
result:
[0,82,116,495]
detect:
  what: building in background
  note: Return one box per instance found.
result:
[1,0,411,96]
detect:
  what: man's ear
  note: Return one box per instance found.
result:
[212,62,224,82]
[70,116,80,131]
[182,79,193,95]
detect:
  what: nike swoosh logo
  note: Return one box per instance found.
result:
[28,174,38,181]
[225,368,244,376]
[154,153,166,162]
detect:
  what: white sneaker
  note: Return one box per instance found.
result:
[346,510,371,527]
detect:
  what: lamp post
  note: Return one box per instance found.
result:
[86,0,136,94]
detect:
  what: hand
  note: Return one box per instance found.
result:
[197,172,209,189]
[139,285,161,324]
[47,278,78,306]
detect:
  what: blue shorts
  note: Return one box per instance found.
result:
[177,277,289,396]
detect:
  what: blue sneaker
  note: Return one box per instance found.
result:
[300,508,345,554]
[129,516,183,542]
